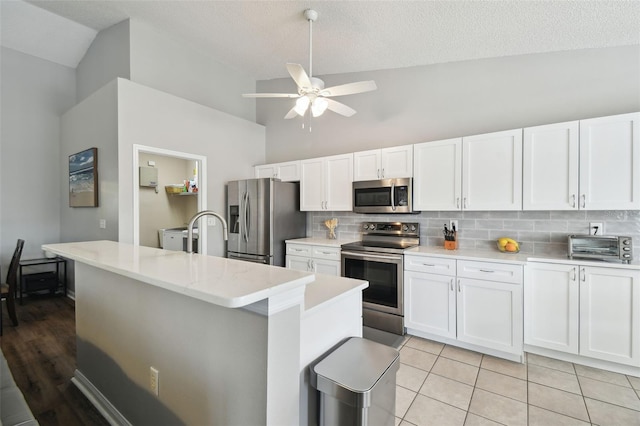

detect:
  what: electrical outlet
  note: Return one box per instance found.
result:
[589,222,604,236]
[449,220,459,232]
[99,219,106,229]
[207,217,216,226]
[150,367,159,396]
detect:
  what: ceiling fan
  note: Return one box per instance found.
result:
[242,9,377,119]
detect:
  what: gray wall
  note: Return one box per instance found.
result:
[0,47,76,268]
[76,20,131,105]
[60,80,120,245]
[116,79,265,257]
[76,19,257,122]
[130,20,257,122]
[257,45,640,163]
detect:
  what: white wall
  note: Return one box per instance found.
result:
[60,80,120,244]
[257,45,640,163]
[130,20,257,122]
[76,20,130,104]
[116,79,265,257]
[0,47,76,267]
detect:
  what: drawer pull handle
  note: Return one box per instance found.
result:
[479,269,495,273]
[320,251,334,255]
[450,278,453,291]
[422,263,436,267]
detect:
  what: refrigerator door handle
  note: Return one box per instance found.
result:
[241,191,248,243]
[245,192,251,242]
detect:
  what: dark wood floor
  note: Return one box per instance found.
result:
[1,296,110,426]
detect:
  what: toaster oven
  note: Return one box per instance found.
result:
[568,235,633,263]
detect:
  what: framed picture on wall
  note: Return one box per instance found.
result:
[69,147,98,207]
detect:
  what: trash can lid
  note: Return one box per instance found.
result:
[313,337,400,394]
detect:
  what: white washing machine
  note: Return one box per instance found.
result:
[159,228,198,252]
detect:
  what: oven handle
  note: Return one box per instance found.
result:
[342,251,403,262]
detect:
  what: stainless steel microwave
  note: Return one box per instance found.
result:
[353,178,415,214]
[568,234,633,263]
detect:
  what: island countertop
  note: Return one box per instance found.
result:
[42,240,316,308]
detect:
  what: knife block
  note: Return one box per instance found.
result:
[444,232,458,250]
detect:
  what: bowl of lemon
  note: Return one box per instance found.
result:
[497,237,519,253]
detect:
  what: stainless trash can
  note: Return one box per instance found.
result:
[312,337,400,426]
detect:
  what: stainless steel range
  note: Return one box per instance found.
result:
[341,222,420,335]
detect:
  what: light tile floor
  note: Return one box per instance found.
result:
[394,336,640,426]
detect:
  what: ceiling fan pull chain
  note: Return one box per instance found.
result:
[308,10,313,78]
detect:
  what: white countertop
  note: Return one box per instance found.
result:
[42,240,316,308]
[406,245,640,270]
[303,273,368,316]
[285,237,356,248]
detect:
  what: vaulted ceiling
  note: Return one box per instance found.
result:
[2,1,639,80]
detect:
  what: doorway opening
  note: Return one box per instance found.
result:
[133,145,208,254]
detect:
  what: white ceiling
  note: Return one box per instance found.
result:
[2,0,639,80]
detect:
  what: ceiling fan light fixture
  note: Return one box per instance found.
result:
[311,97,329,117]
[294,96,310,116]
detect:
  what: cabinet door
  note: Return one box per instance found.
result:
[524,263,579,354]
[523,121,579,210]
[312,259,341,276]
[381,145,413,178]
[276,161,301,182]
[462,129,523,210]
[413,138,462,211]
[300,158,325,211]
[579,266,640,366]
[353,149,381,181]
[325,154,353,211]
[404,271,456,338]
[457,278,523,355]
[286,255,311,272]
[579,112,640,210]
[255,164,277,179]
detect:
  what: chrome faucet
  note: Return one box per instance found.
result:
[187,210,228,253]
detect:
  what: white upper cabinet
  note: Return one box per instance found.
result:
[462,129,523,211]
[353,145,413,181]
[300,153,353,211]
[523,112,640,211]
[413,138,463,211]
[523,121,579,210]
[579,112,640,210]
[254,160,301,182]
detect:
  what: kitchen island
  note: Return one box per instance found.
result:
[42,241,367,426]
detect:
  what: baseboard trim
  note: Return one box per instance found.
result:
[72,369,131,426]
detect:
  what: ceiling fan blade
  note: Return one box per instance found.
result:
[284,106,299,119]
[286,63,312,89]
[242,93,299,98]
[321,80,377,97]
[326,99,356,117]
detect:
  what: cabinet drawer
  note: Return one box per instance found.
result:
[312,246,341,261]
[404,255,456,276]
[286,244,313,257]
[457,260,523,284]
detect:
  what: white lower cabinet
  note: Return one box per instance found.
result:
[525,262,640,367]
[285,243,341,276]
[405,255,523,358]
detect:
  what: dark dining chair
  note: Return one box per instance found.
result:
[1,239,25,335]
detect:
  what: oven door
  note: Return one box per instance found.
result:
[341,250,403,316]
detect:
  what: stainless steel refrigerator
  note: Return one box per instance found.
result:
[227,178,306,266]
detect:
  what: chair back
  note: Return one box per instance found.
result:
[5,239,25,295]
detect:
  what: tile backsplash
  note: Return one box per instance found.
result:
[308,210,640,259]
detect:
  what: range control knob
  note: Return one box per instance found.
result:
[362,224,370,230]
[623,239,631,245]
[402,224,409,232]
[623,254,631,258]
[410,225,416,232]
